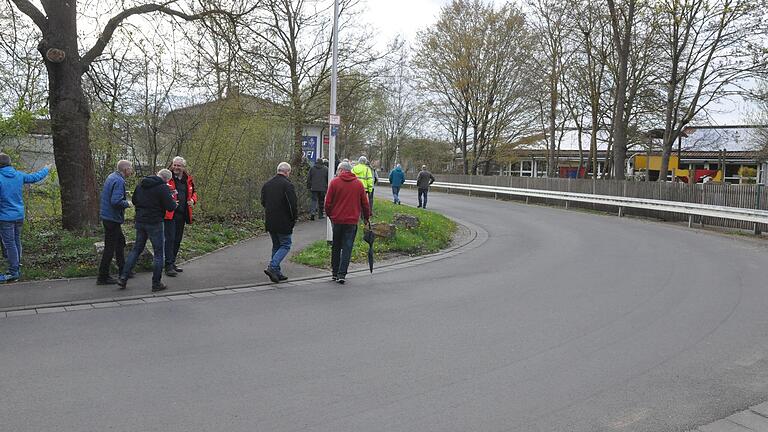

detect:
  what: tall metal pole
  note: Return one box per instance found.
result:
[326,0,339,242]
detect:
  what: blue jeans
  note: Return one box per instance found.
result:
[269,232,292,274]
[331,224,357,278]
[0,220,23,275]
[122,222,165,283]
[418,188,429,208]
[391,186,401,203]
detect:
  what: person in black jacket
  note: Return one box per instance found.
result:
[261,162,298,283]
[118,169,178,292]
[306,159,328,220]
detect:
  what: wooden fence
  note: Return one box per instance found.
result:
[427,174,768,232]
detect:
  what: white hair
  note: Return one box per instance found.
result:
[172,156,186,166]
[358,156,368,164]
[338,161,353,172]
[157,169,172,181]
[116,160,132,172]
[277,162,292,174]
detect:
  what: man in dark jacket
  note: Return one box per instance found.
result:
[118,169,177,292]
[416,165,435,209]
[97,160,133,285]
[261,162,298,283]
[306,159,328,220]
[324,161,371,284]
[388,164,405,204]
[0,153,50,282]
[163,156,198,277]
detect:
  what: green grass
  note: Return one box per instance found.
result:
[292,199,457,268]
[16,215,264,281]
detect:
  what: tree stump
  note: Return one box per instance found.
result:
[370,222,396,240]
[393,213,420,229]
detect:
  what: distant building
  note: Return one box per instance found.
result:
[0,119,54,170]
[481,125,766,184]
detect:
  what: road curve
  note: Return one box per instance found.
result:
[2,189,768,432]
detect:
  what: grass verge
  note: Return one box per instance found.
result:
[17,216,264,281]
[292,199,457,268]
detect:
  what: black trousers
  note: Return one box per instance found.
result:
[164,213,186,268]
[98,220,126,278]
[331,223,358,278]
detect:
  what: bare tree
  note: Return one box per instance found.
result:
[606,0,637,180]
[656,0,768,181]
[234,0,382,167]
[414,0,536,175]
[7,0,236,229]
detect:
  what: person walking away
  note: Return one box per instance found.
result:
[261,162,298,283]
[0,154,50,282]
[324,161,371,284]
[351,156,375,212]
[306,158,328,220]
[163,156,198,277]
[388,164,405,204]
[97,160,133,285]
[118,169,177,292]
[416,165,435,209]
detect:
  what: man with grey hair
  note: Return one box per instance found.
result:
[0,153,51,282]
[325,161,371,284]
[261,162,298,283]
[118,168,177,292]
[163,156,198,276]
[416,164,435,209]
[97,159,134,285]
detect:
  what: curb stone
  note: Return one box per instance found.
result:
[692,402,768,431]
[0,217,488,318]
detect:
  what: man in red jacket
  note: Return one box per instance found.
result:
[164,156,198,276]
[324,161,371,284]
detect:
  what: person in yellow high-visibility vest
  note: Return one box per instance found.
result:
[352,156,375,212]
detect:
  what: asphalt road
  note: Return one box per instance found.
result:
[3,189,768,432]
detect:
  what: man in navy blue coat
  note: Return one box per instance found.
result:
[97,160,134,285]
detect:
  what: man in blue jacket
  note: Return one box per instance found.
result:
[0,153,51,282]
[97,160,134,285]
[388,164,405,204]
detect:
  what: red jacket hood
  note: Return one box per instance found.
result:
[338,171,358,182]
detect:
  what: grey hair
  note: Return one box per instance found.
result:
[277,162,292,174]
[157,169,172,181]
[338,161,353,172]
[358,156,368,164]
[172,156,186,166]
[116,160,132,172]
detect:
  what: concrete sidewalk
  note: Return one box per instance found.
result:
[0,219,332,310]
[694,402,768,431]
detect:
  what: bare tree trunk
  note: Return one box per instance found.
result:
[41,2,99,229]
[607,0,635,181]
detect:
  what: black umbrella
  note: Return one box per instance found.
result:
[363,221,375,273]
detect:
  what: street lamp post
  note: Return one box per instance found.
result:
[326,0,339,242]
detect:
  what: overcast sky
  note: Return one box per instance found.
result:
[358,0,757,125]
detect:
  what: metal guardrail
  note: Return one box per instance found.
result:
[381,179,768,226]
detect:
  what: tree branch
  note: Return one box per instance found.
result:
[9,0,48,32]
[81,2,239,73]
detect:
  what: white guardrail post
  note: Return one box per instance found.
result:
[378,178,768,226]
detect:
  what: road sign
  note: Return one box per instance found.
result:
[329,114,341,125]
[302,136,318,162]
